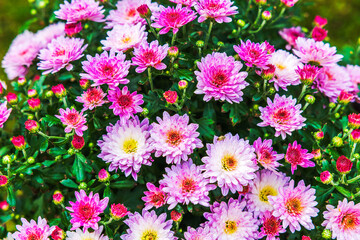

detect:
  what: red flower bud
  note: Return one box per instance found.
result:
[111,203,129,220]
[6,92,18,104]
[171,210,182,222]
[0,200,9,211]
[348,113,360,129]
[11,135,26,150]
[25,120,40,133]
[0,175,8,187]
[338,90,354,105]
[350,129,360,143]
[314,15,327,27]
[65,22,82,37]
[336,155,353,174]
[53,190,64,205]
[72,135,85,149]
[178,80,188,90]
[320,171,332,184]
[137,4,151,18]
[51,84,67,98]
[28,98,41,111]
[28,89,38,98]
[51,226,65,240]
[163,90,178,104]
[312,26,328,42]
[79,79,90,90]
[302,236,311,240]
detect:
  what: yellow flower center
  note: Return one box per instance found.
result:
[122,36,132,44]
[276,64,285,70]
[285,197,303,216]
[341,213,359,230]
[123,138,138,153]
[141,230,158,240]
[221,154,237,171]
[259,185,278,202]
[224,220,237,235]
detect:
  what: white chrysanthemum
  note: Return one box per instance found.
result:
[66,226,109,240]
[269,50,302,91]
[201,133,258,196]
[247,170,290,217]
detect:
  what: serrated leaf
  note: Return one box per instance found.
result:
[175,69,193,81]
[76,152,87,163]
[42,115,61,127]
[193,117,215,140]
[221,103,247,126]
[60,179,78,188]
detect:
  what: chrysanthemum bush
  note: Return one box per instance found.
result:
[1,0,360,239]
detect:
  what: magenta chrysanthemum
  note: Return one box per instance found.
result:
[36,23,66,48]
[65,226,109,240]
[201,133,258,196]
[38,36,87,74]
[54,0,105,23]
[121,210,176,240]
[55,108,88,136]
[204,198,259,239]
[195,0,238,23]
[253,137,284,172]
[279,26,305,50]
[322,199,360,240]
[293,37,343,67]
[258,94,306,139]
[142,182,167,210]
[12,217,55,240]
[0,102,12,128]
[97,117,153,180]
[194,52,249,103]
[132,40,169,73]
[285,141,315,174]
[66,190,109,231]
[170,0,198,6]
[76,87,107,111]
[107,86,144,123]
[258,211,286,240]
[159,159,216,209]
[81,51,131,89]
[101,23,148,52]
[234,40,270,68]
[151,4,197,34]
[184,225,212,240]
[149,111,203,165]
[268,180,319,233]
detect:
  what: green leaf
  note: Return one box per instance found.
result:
[103,186,111,198]
[111,180,135,189]
[175,69,194,81]
[40,140,49,152]
[221,103,247,126]
[76,152,87,163]
[335,185,353,199]
[60,179,78,188]
[58,73,74,80]
[72,157,85,182]
[42,115,61,127]
[7,186,16,207]
[49,147,67,156]
[42,160,56,167]
[193,117,215,140]
[0,146,11,157]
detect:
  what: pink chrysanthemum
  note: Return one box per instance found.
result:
[106,0,159,28]
[170,0,198,6]
[285,141,314,174]
[107,86,144,123]
[101,23,147,52]
[54,0,105,23]
[184,225,212,240]
[195,0,238,23]
[253,137,284,172]
[293,37,343,67]
[346,64,360,90]
[322,199,360,240]
[316,65,357,102]
[281,0,299,7]
[38,36,87,74]
[0,102,12,128]
[56,108,88,136]
[159,159,216,209]
[81,50,131,89]
[35,23,66,48]
[97,117,153,180]
[279,26,305,50]
[121,210,176,240]
[234,40,270,68]
[268,180,319,233]
[268,50,302,91]
[66,190,109,231]
[258,94,306,139]
[201,133,258,196]
[142,182,167,210]
[296,64,320,85]
[204,198,259,239]
[66,226,109,240]
[2,31,42,80]
[149,111,203,164]
[151,4,197,34]
[194,52,249,103]
[132,40,169,73]
[12,217,55,240]
[258,211,286,240]
[76,87,107,111]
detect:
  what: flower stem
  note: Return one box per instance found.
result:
[204,20,214,50]
[347,174,360,184]
[262,79,268,94]
[249,20,266,34]
[253,6,263,26]
[147,68,154,91]
[22,149,27,160]
[270,7,286,24]
[146,18,159,41]
[297,84,307,103]
[332,104,341,114]
[38,131,66,140]
[62,97,68,108]
[350,143,357,160]
[171,32,177,46]
[302,102,310,111]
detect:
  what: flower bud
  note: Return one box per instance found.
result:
[27,157,35,164]
[18,77,26,86]
[314,130,324,140]
[78,182,87,190]
[336,155,352,174]
[302,236,311,240]
[348,113,360,129]
[2,155,11,164]
[217,41,224,47]
[312,26,328,42]
[0,201,9,211]
[296,64,319,86]
[171,210,183,222]
[322,229,332,239]
[168,46,179,58]
[338,90,354,105]
[98,169,110,182]
[11,135,26,150]
[137,4,151,18]
[45,90,54,98]
[255,0,267,5]
[261,64,276,80]
[350,129,360,143]
[65,22,82,37]
[312,149,321,160]
[178,80,188,90]
[30,9,37,15]
[25,120,40,133]
[332,136,343,147]
[163,90,178,104]
[354,153,360,159]
[53,190,64,205]
[27,89,38,98]
[79,79,90,90]
[51,84,67,98]
[51,226,65,240]
[262,11,272,20]
[314,15,327,27]
[28,98,41,111]
[329,102,336,108]
[72,135,85,150]
[0,175,8,187]
[320,171,332,184]
[236,19,246,27]
[268,87,275,95]
[33,75,41,81]
[67,148,75,155]
[111,203,129,220]
[196,40,204,48]
[141,108,149,116]
[6,92,18,105]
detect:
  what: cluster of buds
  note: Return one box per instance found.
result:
[311,15,328,41]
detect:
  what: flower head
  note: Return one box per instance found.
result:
[234,40,270,68]
[312,26,328,42]
[11,135,26,150]
[336,155,353,174]
[279,26,305,50]
[55,0,105,23]
[296,64,320,86]
[285,141,315,174]
[51,226,65,240]
[66,226,109,240]
[66,190,109,231]
[196,0,238,23]
[76,87,107,111]
[258,211,286,240]
[0,102,12,128]
[253,137,284,172]
[35,23,66,48]
[194,52,249,103]
[348,113,360,129]
[12,217,55,240]
[0,175,8,187]
[201,133,258,196]
[111,203,129,220]
[56,108,88,136]
[163,90,178,104]
[149,111,203,164]
[142,183,167,210]
[184,225,212,240]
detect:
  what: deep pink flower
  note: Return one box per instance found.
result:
[132,40,169,73]
[312,26,328,42]
[81,51,131,89]
[281,0,299,7]
[279,26,305,50]
[137,4,152,19]
[55,108,88,136]
[314,15,328,27]
[151,4,197,35]
[65,22,82,36]
[107,86,144,123]
[0,175,8,187]
[52,84,67,98]
[25,120,39,133]
[12,217,55,240]
[253,137,284,172]
[285,141,315,174]
[234,40,270,68]
[195,0,238,23]
[258,211,286,240]
[11,135,26,150]
[111,203,129,220]
[163,90,178,104]
[38,36,87,74]
[72,135,85,150]
[55,0,105,23]
[296,64,320,85]
[336,155,353,174]
[194,52,248,103]
[66,190,109,231]
[76,87,107,111]
[142,183,167,210]
[0,102,12,128]
[348,113,360,129]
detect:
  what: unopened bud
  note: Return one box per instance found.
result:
[305,95,315,104]
[332,136,343,147]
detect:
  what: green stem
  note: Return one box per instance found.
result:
[350,143,357,160]
[62,97,68,108]
[145,18,159,41]
[249,20,266,34]
[302,102,310,111]
[245,0,252,16]
[38,131,66,140]
[147,68,154,91]
[270,7,286,24]
[171,32,177,46]
[333,104,341,114]
[204,20,214,50]
[262,79,268,94]
[348,174,360,184]
[22,149,27,160]
[253,6,263,26]
[297,84,307,103]
[340,174,347,184]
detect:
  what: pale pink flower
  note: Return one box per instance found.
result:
[258,94,306,139]
[56,108,88,136]
[36,23,66,48]
[132,40,169,73]
[38,36,87,74]
[170,0,198,6]
[151,4,197,34]
[76,87,107,111]
[346,65,360,89]
[234,40,270,68]
[81,51,130,89]
[12,217,55,240]
[55,0,105,23]
[194,52,249,103]
[253,137,284,172]
[142,182,167,210]
[196,0,238,23]
[0,102,12,128]
[279,26,305,50]
[66,190,109,231]
[268,180,319,233]
[65,226,109,240]
[184,225,212,240]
